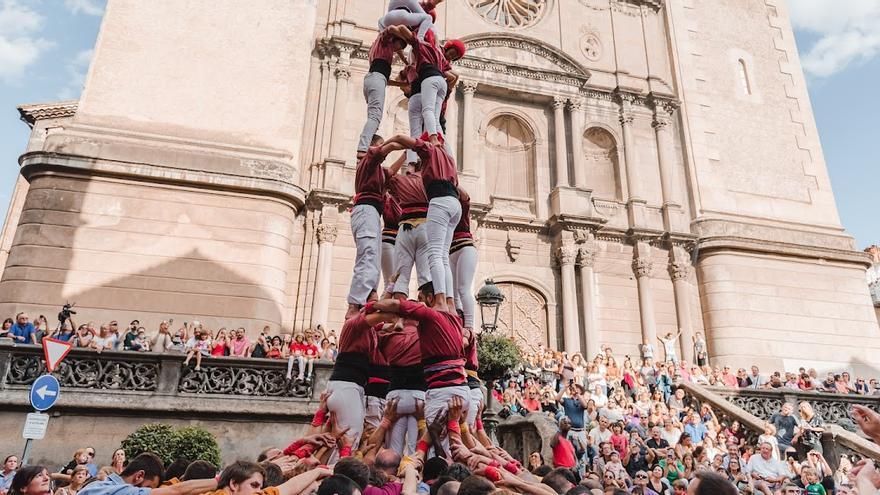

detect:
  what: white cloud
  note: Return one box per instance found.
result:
[64,0,104,16]
[789,0,880,77]
[0,0,54,83]
[58,48,94,99]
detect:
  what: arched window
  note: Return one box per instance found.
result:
[737,59,752,95]
[581,127,622,201]
[494,282,548,351]
[484,114,536,205]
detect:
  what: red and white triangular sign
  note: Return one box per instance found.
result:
[43,338,72,373]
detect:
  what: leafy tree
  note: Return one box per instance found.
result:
[172,426,221,466]
[121,424,221,466]
[121,423,176,464]
[478,333,522,384]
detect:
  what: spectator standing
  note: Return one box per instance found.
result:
[32,316,49,345]
[692,332,707,367]
[769,403,798,454]
[556,383,589,448]
[9,465,51,495]
[657,330,682,364]
[211,329,229,357]
[110,450,126,476]
[150,322,175,353]
[51,321,76,343]
[9,313,36,344]
[91,325,116,354]
[77,453,215,495]
[793,401,824,457]
[550,418,578,469]
[0,455,18,495]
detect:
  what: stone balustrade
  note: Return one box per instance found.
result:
[0,342,332,416]
[681,382,880,469]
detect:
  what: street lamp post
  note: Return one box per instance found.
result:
[475,279,505,441]
[476,279,505,334]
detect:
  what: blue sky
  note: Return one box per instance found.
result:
[0,0,876,249]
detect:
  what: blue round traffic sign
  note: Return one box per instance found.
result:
[29,374,61,411]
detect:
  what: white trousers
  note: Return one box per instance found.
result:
[466,386,484,430]
[348,204,382,305]
[425,196,461,296]
[327,381,365,451]
[450,245,477,328]
[365,395,387,430]
[385,389,426,454]
[419,76,447,137]
[406,94,423,164]
[357,72,388,153]
[425,385,471,451]
[381,240,397,291]
[379,0,433,41]
[392,224,431,295]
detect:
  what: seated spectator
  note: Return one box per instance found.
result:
[318,338,335,361]
[53,466,88,495]
[266,336,285,359]
[746,442,791,493]
[0,318,13,339]
[9,313,36,344]
[183,329,211,370]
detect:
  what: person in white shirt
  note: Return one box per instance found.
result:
[589,415,613,446]
[747,442,791,494]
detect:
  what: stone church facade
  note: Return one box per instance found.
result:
[0,0,877,374]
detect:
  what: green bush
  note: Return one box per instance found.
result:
[172,426,221,466]
[121,423,176,464]
[477,333,522,384]
[121,424,220,466]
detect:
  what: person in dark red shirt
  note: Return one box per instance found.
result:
[551,417,578,469]
[327,304,397,455]
[370,282,470,449]
[357,29,407,158]
[384,134,461,313]
[384,319,426,453]
[387,161,430,297]
[450,187,477,330]
[346,136,407,320]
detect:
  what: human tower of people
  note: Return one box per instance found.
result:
[329,0,483,460]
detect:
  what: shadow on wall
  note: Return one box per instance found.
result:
[0,171,285,336]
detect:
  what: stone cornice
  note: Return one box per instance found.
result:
[696,236,873,268]
[306,189,352,211]
[20,152,307,210]
[17,100,78,126]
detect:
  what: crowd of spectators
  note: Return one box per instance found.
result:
[3,387,880,495]
[485,344,880,494]
[0,313,340,381]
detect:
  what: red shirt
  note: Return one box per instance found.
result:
[289,342,305,355]
[383,193,401,227]
[354,147,388,204]
[372,328,392,368]
[383,322,421,367]
[303,344,319,357]
[411,31,447,73]
[413,139,458,192]
[369,31,396,65]
[397,300,466,389]
[552,433,577,468]
[339,313,377,356]
[463,329,478,371]
[389,171,428,210]
[455,188,471,234]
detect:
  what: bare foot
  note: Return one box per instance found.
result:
[429,134,441,147]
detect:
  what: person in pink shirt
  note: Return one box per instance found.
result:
[230,328,251,357]
[721,366,739,388]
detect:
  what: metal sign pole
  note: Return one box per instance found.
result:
[21,437,33,466]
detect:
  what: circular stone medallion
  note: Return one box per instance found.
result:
[467,0,548,29]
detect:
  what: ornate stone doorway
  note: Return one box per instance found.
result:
[494,282,549,351]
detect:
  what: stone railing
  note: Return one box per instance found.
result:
[681,382,880,468]
[0,342,332,405]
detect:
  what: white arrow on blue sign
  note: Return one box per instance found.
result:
[29,374,60,411]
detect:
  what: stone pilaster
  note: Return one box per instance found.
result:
[632,243,657,352]
[310,223,338,328]
[668,247,695,364]
[578,242,599,359]
[556,244,580,354]
[617,93,647,227]
[652,99,685,232]
[329,65,352,160]
[552,96,570,188]
[568,98,587,188]
[460,81,478,174]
